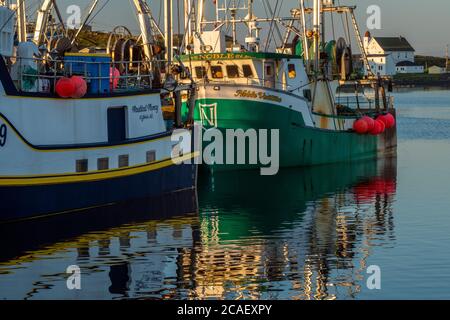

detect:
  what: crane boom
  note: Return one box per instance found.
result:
[33,0,53,45]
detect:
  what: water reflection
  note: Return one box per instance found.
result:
[0,158,397,300]
[191,159,397,299]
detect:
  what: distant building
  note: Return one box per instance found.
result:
[396,61,424,74]
[363,31,423,76]
[428,65,446,74]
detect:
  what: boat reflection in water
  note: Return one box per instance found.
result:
[0,158,397,300]
[195,158,397,300]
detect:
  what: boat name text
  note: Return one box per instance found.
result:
[235,90,282,103]
[132,104,159,122]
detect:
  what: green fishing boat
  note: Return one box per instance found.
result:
[176,0,397,172]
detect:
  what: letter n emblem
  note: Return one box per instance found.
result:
[199,103,218,128]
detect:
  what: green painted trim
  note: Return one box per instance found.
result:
[180,52,302,62]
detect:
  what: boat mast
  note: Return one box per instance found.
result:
[300,0,310,73]
[231,0,237,46]
[71,0,99,45]
[15,0,27,43]
[184,0,193,50]
[313,0,322,75]
[197,0,204,34]
[164,0,173,67]
[132,0,156,63]
[33,0,53,45]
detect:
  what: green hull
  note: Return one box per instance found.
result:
[183,98,397,170]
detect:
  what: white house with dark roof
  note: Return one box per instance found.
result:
[363,31,424,76]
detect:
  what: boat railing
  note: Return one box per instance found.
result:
[9,55,165,95]
[335,94,394,111]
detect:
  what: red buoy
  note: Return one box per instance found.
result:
[377,113,396,130]
[56,77,76,98]
[353,119,369,134]
[70,76,87,98]
[384,113,396,129]
[362,116,375,131]
[110,67,120,90]
[369,119,386,135]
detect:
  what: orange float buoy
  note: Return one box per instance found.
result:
[353,118,369,134]
[369,119,385,135]
[377,113,396,130]
[70,76,87,98]
[362,116,375,131]
[384,113,396,129]
[56,77,76,98]
[110,67,120,90]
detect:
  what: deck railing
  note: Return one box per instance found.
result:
[335,94,394,111]
[9,56,165,95]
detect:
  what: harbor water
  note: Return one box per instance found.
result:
[1,89,450,300]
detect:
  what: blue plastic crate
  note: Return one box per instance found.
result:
[64,53,111,94]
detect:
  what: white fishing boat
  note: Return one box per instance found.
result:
[0,1,197,222]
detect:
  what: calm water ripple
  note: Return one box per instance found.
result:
[1,90,450,300]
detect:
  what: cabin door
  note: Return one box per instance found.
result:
[108,107,127,143]
[264,61,275,88]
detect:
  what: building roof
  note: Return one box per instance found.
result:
[374,37,415,52]
[396,61,421,67]
[367,54,388,57]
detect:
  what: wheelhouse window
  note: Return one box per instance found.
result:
[195,66,207,78]
[288,64,297,79]
[265,65,273,77]
[180,67,190,79]
[211,66,224,79]
[226,65,240,78]
[243,65,254,78]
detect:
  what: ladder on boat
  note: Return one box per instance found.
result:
[349,9,373,77]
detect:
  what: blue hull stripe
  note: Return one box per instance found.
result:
[0,163,196,222]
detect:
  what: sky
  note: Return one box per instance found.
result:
[23,0,450,57]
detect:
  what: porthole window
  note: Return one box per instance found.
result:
[76,159,88,173]
[146,151,156,163]
[97,158,109,170]
[118,155,129,168]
